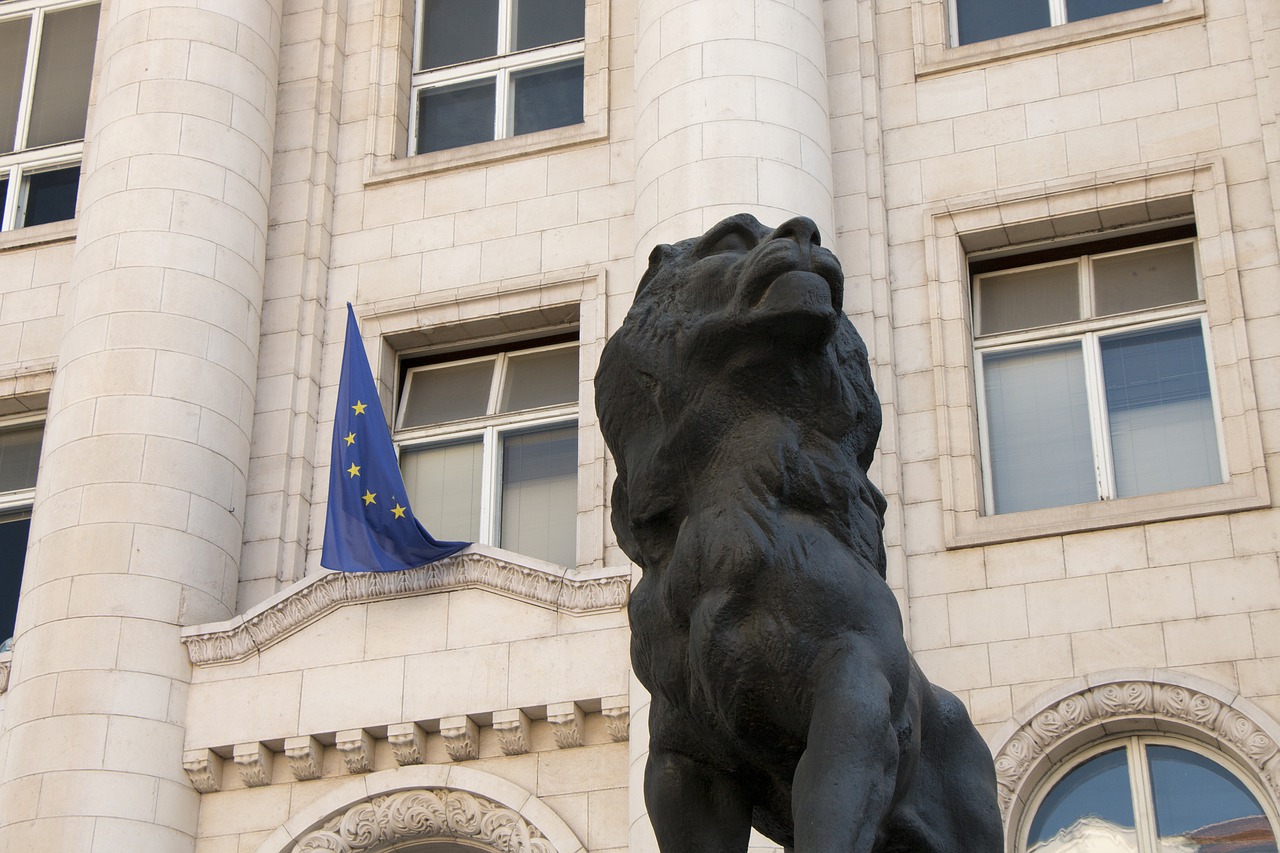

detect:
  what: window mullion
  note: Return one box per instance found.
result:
[497,0,514,54]
[1049,0,1069,25]
[1,165,16,231]
[13,9,41,154]
[1081,331,1115,500]
[1129,737,1160,853]
[479,424,499,546]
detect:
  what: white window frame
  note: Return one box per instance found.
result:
[393,341,579,561]
[972,237,1227,515]
[408,0,586,156]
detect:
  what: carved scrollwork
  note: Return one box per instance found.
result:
[0,657,9,695]
[293,788,558,853]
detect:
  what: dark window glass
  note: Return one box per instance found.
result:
[1027,748,1135,848]
[512,59,583,136]
[0,176,8,225]
[514,0,584,51]
[1066,0,1162,22]
[955,0,1051,44]
[22,165,79,226]
[1148,745,1279,850]
[419,0,499,70]
[26,3,99,148]
[0,16,31,155]
[0,426,42,493]
[415,79,496,154]
[0,513,31,643]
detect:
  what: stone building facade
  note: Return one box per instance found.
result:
[0,0,1277,850]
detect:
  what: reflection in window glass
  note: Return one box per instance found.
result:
[511,59,584,137]
[22,165,80,226]
[0,513,31,643]
[419,0,499,70]
[514,0,584,51]
[1065,0,1161,22]
[955,0,1050,44]
[0,17,31,155]
[1028,748,1135,850]
[0,426,42,493]
[416,78,497,154]
[1148,745,1279,850]
[26,3,99,148]
[501,425,576,568]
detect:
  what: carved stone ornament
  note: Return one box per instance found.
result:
[336,729,375,774]
[993,679,1280,818]
[493,709,532,756]
[234,742,274,787]
[547,702,584,749]
[441,717,479,762]
[182,550,629,666]
[285,736,324,781]
[183,748,223,793]
[601,698,630,742]
[387,722,428,766]
[292,788,557,853]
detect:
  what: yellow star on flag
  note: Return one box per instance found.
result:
[362,490,376,506]
[351,400,367,415]
[344,432,356,446]
[347,463,360,478]
[391,503,406,519]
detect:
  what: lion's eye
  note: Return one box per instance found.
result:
[708,232,752,254]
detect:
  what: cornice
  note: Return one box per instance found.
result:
[181,547,630,665]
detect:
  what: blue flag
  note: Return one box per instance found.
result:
[321,304,469,572]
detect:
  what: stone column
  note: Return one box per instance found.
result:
[0,0,281,849]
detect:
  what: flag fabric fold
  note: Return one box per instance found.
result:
[321,304,469,572]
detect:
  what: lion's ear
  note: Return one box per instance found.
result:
[636,244,676,297]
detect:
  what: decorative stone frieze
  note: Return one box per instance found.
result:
[547,702,585,749]
[387,722,428,766]
[292,788,557,853]
[0,656,9,695]
[336,729,375,774]
[602,696,630,742]
[493,709,532,755]
[284,736,324,781]
[994,679,1280,819]
[234,742,274,788]
[182,748,223,793]
[182,551,630,665]
[441,716,479,761]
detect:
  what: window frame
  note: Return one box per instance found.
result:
[0,413,43,649]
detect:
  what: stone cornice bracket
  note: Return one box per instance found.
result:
[285,736,324,781]
[234,742,274,788]
[292,788,558,853]
[993,678,1280,820]
[601,696,630,742]
[548,702,585,749]
[183,748,224,793]
[441,716,479,761]
[387,722,428,766]
[182,550,630,666]
[493,709,532,755]
[336,729,375,774]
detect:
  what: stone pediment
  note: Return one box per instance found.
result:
[181,546,630,666]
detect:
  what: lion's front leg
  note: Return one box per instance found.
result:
[646,747,752,853]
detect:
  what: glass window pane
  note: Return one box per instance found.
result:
[977,262,1081,335]
[0,513,31,644]
[0,426,42,493]
[500,347,578,412]
[400,359,495,428]
[500,424,576,567]
[514,0,584,51]
[511,59,583,137]
[415,78,496,154]
[26,3,99,148]
[1102,322,1221,499]
[0,176,9,225]
[1148,745,1279,851]
[0,17,31,155]
[1028,748,1136,851]
[955,0,1051,44]
[984,342,1098,514]
[400,438,483,544]
[1066,0,1162,22]
[22,165,79,226]
[1093,243,1199,316]
[419,0,499,70]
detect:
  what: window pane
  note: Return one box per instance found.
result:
[0,426,42,493]
[0,17,31,155]
[0,513,31,644]
[22,165,79,226]
[511,59,583,137]
[400,438,483,544]
[499,347,578,412]
[26,3,99,148]
[1066,0,1162,23]
[514,0,584,51]
[419,0,498,70]
[1102,322,1221,499]
[500,424,576,567]
[415,78,497,154]
[1027,748,1136,851]
[984,342,1097,514]
[1093,243,1198,317]
[400,359,495,428]
[1147,745,1279,851]
[955,0,1051,44]
[977,262,1080,335]
[0,176,9,225]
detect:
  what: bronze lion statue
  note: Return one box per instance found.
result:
[595,214,1002,853]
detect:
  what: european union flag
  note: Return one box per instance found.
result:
[321,304,469,572]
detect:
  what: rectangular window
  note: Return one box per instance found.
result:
[410,0,584,154]
[395,340,578,567]
[952,0,1161,44]
[973,228,1224,515]
[0,1,98,232]
[0,422,42,648]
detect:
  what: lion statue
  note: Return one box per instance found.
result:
[595,214,1003,853]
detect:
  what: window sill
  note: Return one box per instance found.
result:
[914,0,1204,78]
[943,470,1271,549]
[0,218,76,253]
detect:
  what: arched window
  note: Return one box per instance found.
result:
[1024,736,1280,852]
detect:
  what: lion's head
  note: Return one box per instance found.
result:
[596,214,884,572]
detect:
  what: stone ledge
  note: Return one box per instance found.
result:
[181,546,630,665]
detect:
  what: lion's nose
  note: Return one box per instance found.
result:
[770,216,821,248]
